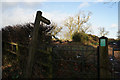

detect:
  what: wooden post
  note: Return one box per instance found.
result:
[25,11,51,79]
[47,47,53,78]
[112,48,114,60]
[15,43,19,62]
[97,46,100,80]
[99,36,111,79]
[25,11,42,78]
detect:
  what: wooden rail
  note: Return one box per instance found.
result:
[3,41,53,78]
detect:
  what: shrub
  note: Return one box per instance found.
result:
[72,32,88,43]
[2,23,53,44]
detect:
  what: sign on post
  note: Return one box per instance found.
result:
[100,39,106,46]
[41,16,51,25]
[98,36,111,79]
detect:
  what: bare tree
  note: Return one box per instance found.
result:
[64,16,76,39]
[74,11,92,33]
[81,23,92,33]
[64,11,92,40]
[49,22,62,40]
[98,27,109,36]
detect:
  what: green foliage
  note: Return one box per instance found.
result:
[91,42,99,45]
[72,32,88,43]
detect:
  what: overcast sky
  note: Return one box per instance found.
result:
[0,0,119,39]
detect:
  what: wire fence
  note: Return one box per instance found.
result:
[51,45,98,78]
[3,41,120,79]
[109,47,120,79]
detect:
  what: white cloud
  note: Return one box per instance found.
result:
[111,24,118,28]
[42,11,71,25]
[1,5,72,29]
[95,0,119,2]
[95,0,104,2]
[1,0,119,2]
[1,0,47,2]
[79,2,90,8]
[0,2,2,30]
[2,7,36,28]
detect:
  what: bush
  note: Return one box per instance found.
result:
[72,32,88,43]
[2,23,53,44]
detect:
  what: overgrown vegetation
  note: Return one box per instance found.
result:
[2,22,62,44]
[2,22,62,79]
[72,32,88,43]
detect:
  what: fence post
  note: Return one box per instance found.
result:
[99,36,111,79]
[47,47,53,78]
[15,43,19,62]
[97,46,100,80]
[112,48,114,60]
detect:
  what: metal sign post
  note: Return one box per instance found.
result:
[99,36,111,79]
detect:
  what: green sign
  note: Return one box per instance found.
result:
[100,39,106,46]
